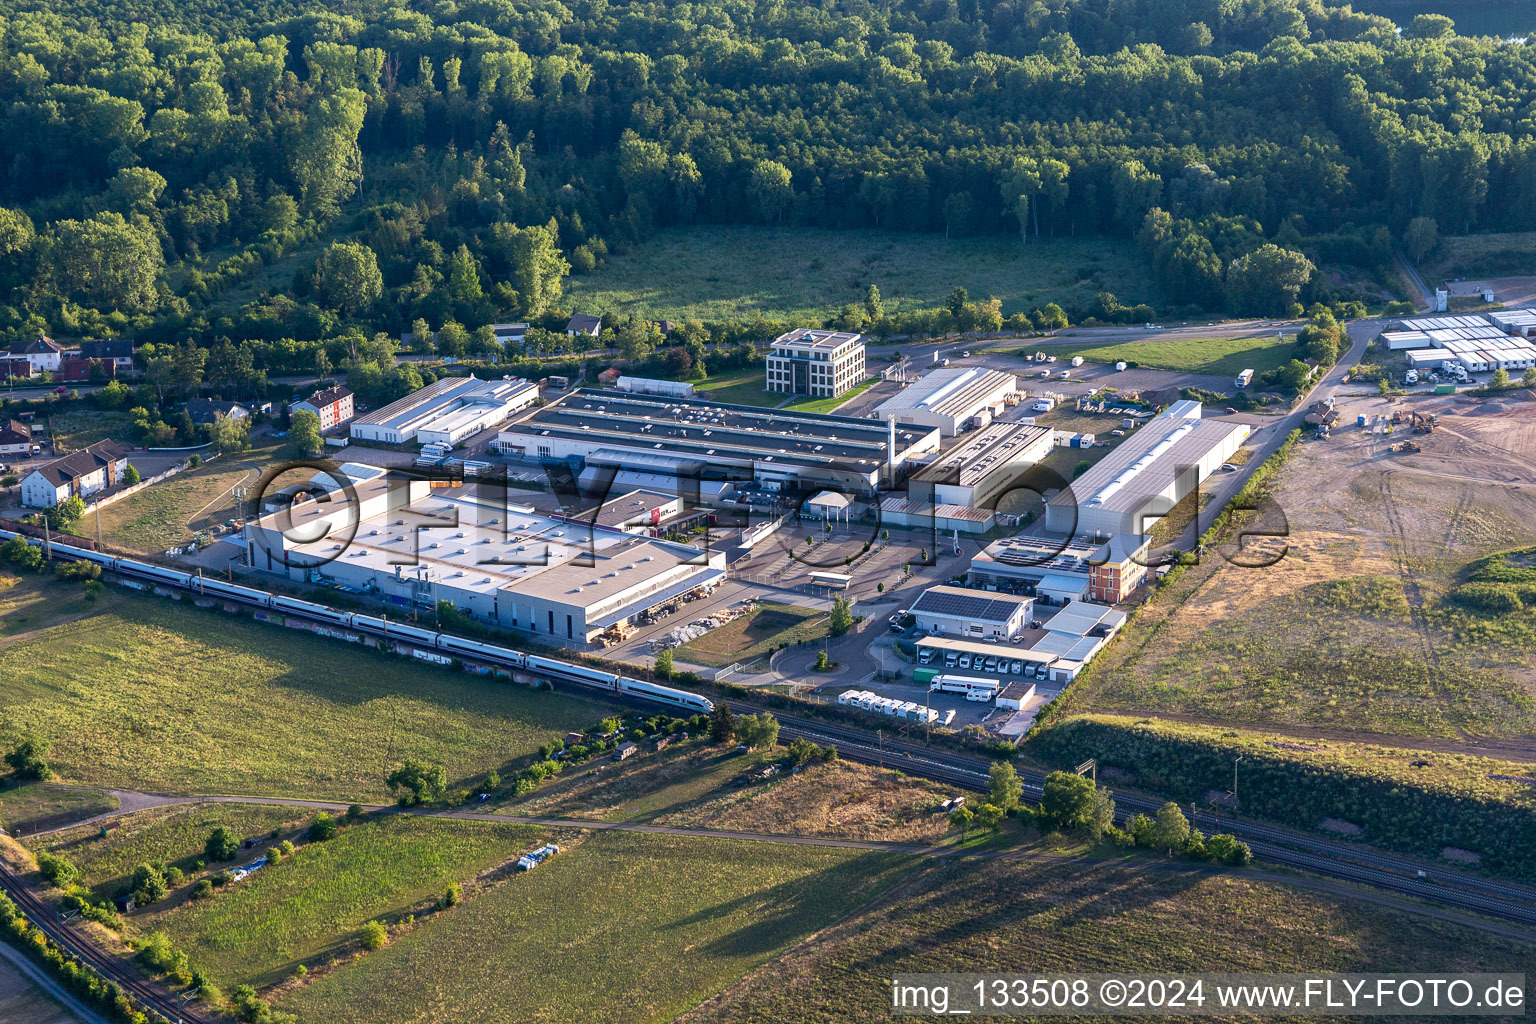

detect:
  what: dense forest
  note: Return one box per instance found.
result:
[1,0,1534,390]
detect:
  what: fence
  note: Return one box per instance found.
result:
[81,459,194,516]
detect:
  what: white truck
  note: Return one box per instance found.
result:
[929,674,1000,700]
[1235,368,1255,388]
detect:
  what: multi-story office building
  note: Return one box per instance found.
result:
[765,329,865,399]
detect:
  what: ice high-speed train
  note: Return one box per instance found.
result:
[0,530,713,714]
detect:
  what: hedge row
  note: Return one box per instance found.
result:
[0,891,160,1023]
[1026,715,1536,883]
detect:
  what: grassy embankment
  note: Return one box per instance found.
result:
[0,575,614,800]
[678,855,1535,1023]
[1045,332,1297,379]
[565,226,1158,323]
[280,830,917,1024]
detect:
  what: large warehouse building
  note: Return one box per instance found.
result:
[245,475,725,644]
[908,422,1054,509]
[765,329,866,399]
[350,375,538,446]
[873,366,1020,436]
[1046,402,1249,537]
[494,389,940,493]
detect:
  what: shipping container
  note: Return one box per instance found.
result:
[914,667,940,685]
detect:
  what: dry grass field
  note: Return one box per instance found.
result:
[676,602,828,667]
[654,759,954,844]
[565,226,1157,322]
[1064,392,1536,742]
[678,857,1535,1024]
[67,461,260,553]
[279,831,916,1024]
[489,741,951,844]
[0,576,613,799]
[0,957,82,1024]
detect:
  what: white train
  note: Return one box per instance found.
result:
[0,530,713,714]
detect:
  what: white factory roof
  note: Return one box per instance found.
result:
[772,328,863,353]
[879,497,996,524]
[1044,602,1128,637]
[1029,631,1106,661]
[876,367,1018,418]
[273,493,712,607]
[1426,325,1508,344]
[806,490,854,510]
[352,375,533,435]
[1397,314,1491,331]
[1053,413,1247,517]
[911,422,1052,488]
[1488,308,1536,330]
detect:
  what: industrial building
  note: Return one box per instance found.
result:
[494,389,940,493]
[615,376,695,398]
[873,366,1020,436]
[765,329,866,398]
[573,489,689,535]
[913,594,1128,685]
[878,498,996,534]
[245,477,725,644]
[350,375,538,446]
[908,422,1054,509]
[968,533,1151,605]
[1046,401,1249,538]
[908,584,1033,639]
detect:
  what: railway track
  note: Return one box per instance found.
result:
[752,704,1536,929]
[0,860,205,1024]
[5,538,1532,1012]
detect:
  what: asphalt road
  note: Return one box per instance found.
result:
[1164,316,1377,552]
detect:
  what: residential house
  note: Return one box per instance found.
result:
[615,741,638,761]
[77,339,136,372]
[20,440,130,508]
[566,314,602,338]
[0,357,33,381]
[0,419,32,456]
[491,323,529,346]
[57,358,116,383]
[289,385,355,431]
[8,334,62,372]
[187,398,251,427]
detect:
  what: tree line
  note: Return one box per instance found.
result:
[0,0,1533,366]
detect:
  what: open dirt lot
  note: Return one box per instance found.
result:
[1067,391,1536,747]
